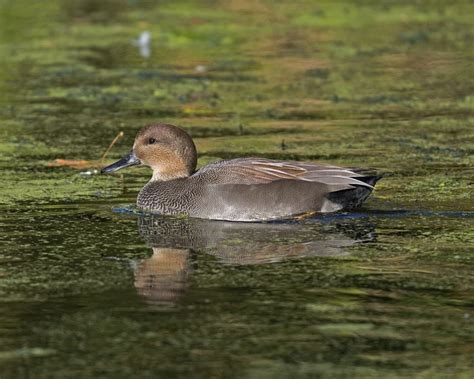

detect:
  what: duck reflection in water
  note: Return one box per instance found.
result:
[133,215,375,305]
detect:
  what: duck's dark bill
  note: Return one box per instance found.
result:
[101,151,141,174]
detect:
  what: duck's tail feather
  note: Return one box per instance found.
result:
[356,175,383,187]
[326,175,382,211]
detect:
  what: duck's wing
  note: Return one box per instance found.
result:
[197,158,376,189]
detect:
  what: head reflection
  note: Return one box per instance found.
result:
[134,248,191,305]
[133,215,375,305]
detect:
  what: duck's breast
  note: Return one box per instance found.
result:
[137,178,204,215]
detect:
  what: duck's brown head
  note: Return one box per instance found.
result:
[101,123,197,181]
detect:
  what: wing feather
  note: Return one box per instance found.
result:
[196,158,375,189]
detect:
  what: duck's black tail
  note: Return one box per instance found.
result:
[327,175,383,211]
[357,175,383,187]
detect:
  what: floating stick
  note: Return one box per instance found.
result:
[101,131,124,162]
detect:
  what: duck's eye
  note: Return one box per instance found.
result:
[148,137,156,144]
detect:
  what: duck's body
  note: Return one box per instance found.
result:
[138,157,379,221]
[102,124,381,221]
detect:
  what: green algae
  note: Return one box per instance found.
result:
[0,0,474,378]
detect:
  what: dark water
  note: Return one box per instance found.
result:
[1,1,473,378]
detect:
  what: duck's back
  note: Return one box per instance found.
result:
[138,158,380,221]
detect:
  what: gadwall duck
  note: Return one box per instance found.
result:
[102,123,381,221]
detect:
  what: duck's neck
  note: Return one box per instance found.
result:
[150,168,191,182]
[148,153,196,182]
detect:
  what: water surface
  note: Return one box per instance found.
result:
[0,1,473,377]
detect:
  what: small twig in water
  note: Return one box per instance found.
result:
[101,131,124,162]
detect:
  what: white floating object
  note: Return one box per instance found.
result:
[134,31,151,58]
[195,65,207,73]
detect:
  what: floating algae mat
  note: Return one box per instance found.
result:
[0,1,473,377]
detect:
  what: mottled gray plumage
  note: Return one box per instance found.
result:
[137,157,380,221]
[102,124,381,221]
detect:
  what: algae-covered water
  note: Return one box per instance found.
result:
[0,1,473,377]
